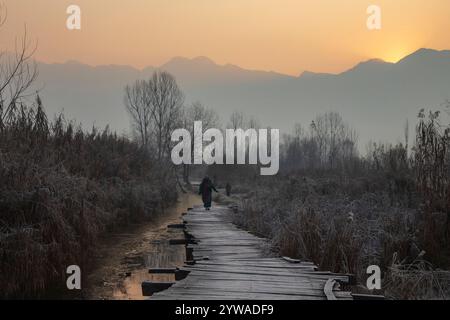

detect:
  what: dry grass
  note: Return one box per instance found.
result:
[0,100,177,298]
[233,174,449,299]
[227,111,450,299]
[384,257,450,299]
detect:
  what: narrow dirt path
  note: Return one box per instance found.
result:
[84,193,201,300]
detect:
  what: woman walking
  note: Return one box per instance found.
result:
[199,176,218,210]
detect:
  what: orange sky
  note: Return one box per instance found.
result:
[1,0,450,75]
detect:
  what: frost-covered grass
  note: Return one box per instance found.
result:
[231,173,449,299]
[214,111,450,299]
[0,103,177,298]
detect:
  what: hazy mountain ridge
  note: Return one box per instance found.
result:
[32,49,450,146]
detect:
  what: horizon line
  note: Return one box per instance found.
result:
[32,47,449,78]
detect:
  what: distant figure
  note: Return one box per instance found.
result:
[225,182,232,197]
[199,176,218,210]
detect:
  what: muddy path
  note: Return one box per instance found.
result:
[84,193,201,300]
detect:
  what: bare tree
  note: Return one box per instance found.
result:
[147,71,184,159]
[0,6,38,129]
[311,112,356,169]
[404,118,409,158]
[182,101,219,182]
[124,80,152,148]
[247,116,260,129]
[186,101,219,132]
[281,112,357,172]
[124,71,184,159]
[229,110,245,130]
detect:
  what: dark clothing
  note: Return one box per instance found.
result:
[199,178,218,209]
[225,183,231,197]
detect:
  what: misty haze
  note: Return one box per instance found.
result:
[33,48,450,148]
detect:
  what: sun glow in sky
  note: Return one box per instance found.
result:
[1,0,450,75]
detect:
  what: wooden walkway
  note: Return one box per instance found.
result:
[150,205,354,300]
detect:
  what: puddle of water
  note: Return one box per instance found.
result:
[112,269,177,300]
[109,192,201,300]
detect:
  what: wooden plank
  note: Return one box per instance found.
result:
[282,256,301,263]
[193,261,317,270]
[352,293,385,300]
[177,279,327,291]
[181,266,350,282]
[150,204,353,300]
[324,278,337,300]
[182,272,341,283]
[154,289,328,300]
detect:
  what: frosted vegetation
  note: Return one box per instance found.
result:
[211,109,450,299]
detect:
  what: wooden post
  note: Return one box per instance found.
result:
[141,281,174,296]
[186,246,194,261]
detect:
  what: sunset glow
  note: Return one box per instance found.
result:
[382,50,411,63]
[1,0,450,75]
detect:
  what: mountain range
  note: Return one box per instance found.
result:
[32,48,450,148]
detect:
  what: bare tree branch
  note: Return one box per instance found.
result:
[0,17,38,125]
